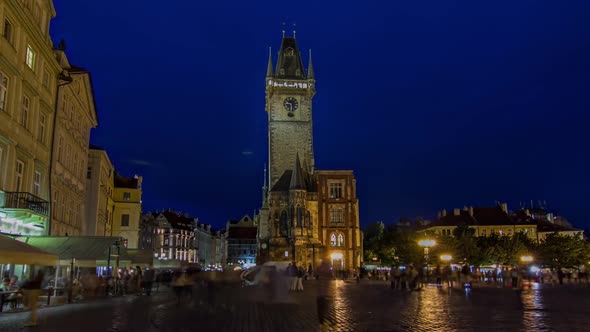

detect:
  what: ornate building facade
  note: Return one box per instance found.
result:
[50,54,98,236]
[0,0,62,235]
[257,34,362,270]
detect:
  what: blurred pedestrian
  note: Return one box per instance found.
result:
[296,266,304,291]
[22,270,44,327]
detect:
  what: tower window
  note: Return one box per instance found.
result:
[285,47,294,56]
[121,214,130,227]
[329,182,344,199]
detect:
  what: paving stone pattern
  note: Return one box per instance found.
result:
[1,280,589,331]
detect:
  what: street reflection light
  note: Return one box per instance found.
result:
[520,255,533,263]
[418,239,436,283]
[440,254,452,262]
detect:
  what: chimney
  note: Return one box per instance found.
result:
[500,203,508,214]
[469,206,474,217]
[437,211,441,219]
[442,209,447,217]
[453,208,460,216]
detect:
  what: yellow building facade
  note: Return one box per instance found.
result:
[0,0,61,235]
[111,174,142,248]
[84,147,114,237]
[50,53,98,236]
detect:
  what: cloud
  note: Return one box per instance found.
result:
[241,150,254,156]
[127,159,154,166]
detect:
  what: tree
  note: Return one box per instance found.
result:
[538,233,589,269]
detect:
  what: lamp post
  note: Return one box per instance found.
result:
[418,239,436,284]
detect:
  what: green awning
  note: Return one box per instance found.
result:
[16,236,126,267]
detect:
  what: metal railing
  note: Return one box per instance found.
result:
[3,192,49,216]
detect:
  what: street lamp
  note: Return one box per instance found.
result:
[418,239,436,283]
[440,254,452,262]
[520,255,533,263]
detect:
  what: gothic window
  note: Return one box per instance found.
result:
[329,208,344,225]
[285,47,294,56]
[297,205,303,228]
[279,69,285,75]
[330,233,336,246]
[280,210,288,236]
[337,234,344,247]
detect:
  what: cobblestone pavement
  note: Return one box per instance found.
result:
[1,280,590,331]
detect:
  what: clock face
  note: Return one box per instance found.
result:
[261,243,268,249]
[283,97,299,112]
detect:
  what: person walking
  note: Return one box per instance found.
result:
[143,267,156,296]
[22,271,44,327]
[296,266,304,291]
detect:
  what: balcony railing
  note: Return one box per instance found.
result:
[3,192,49,216]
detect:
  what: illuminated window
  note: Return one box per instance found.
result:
[329,182,343,199]
[33,171,41,196]
[499,229,504,235]
[0,71,7,112]
[337,234,344,247]
[25,45,36,70]
[330,233,336,246]
[330,208,344,225]
[124,192,131,201]
[21,95,29,129]
[481,229,486,236]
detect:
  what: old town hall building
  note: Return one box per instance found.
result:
[257,34,362,271]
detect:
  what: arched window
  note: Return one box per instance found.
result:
[330,233,337,246]
[280,210,288,236]
[297,205,303,228]
[337,234,344,247]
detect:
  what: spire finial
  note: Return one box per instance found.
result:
[307,49,315,79]
[266,47,273,78]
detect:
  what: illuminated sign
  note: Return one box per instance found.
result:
[268,80,313,89]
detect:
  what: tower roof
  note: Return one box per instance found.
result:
[289,154,306,190]
[307,49,315,79]
[275,36,306,79]
[266,47,273,78]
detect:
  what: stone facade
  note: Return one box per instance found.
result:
[50,56,98,236]
[0,0,61,235]
[258,34,362,271]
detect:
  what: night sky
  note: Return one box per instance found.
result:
[51,1,590,229]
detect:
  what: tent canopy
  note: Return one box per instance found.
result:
[16,236,126,267]
[0,234,58,266]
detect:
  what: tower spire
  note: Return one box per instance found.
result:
[262,163,269,206]
[308,49,315,79]
[266,47,273,78]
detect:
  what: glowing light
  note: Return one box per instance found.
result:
[440,254,452,262]
[530,265,540,273]
[521,255,534,263]
[418,239,436,247]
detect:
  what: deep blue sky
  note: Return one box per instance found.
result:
[51,1,590,229]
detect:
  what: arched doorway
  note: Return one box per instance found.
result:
[330,252,344,270]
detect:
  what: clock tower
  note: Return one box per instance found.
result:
[265,34,316,188]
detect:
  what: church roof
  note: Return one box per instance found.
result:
[274,37,306,79]
[289,154,306,190]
